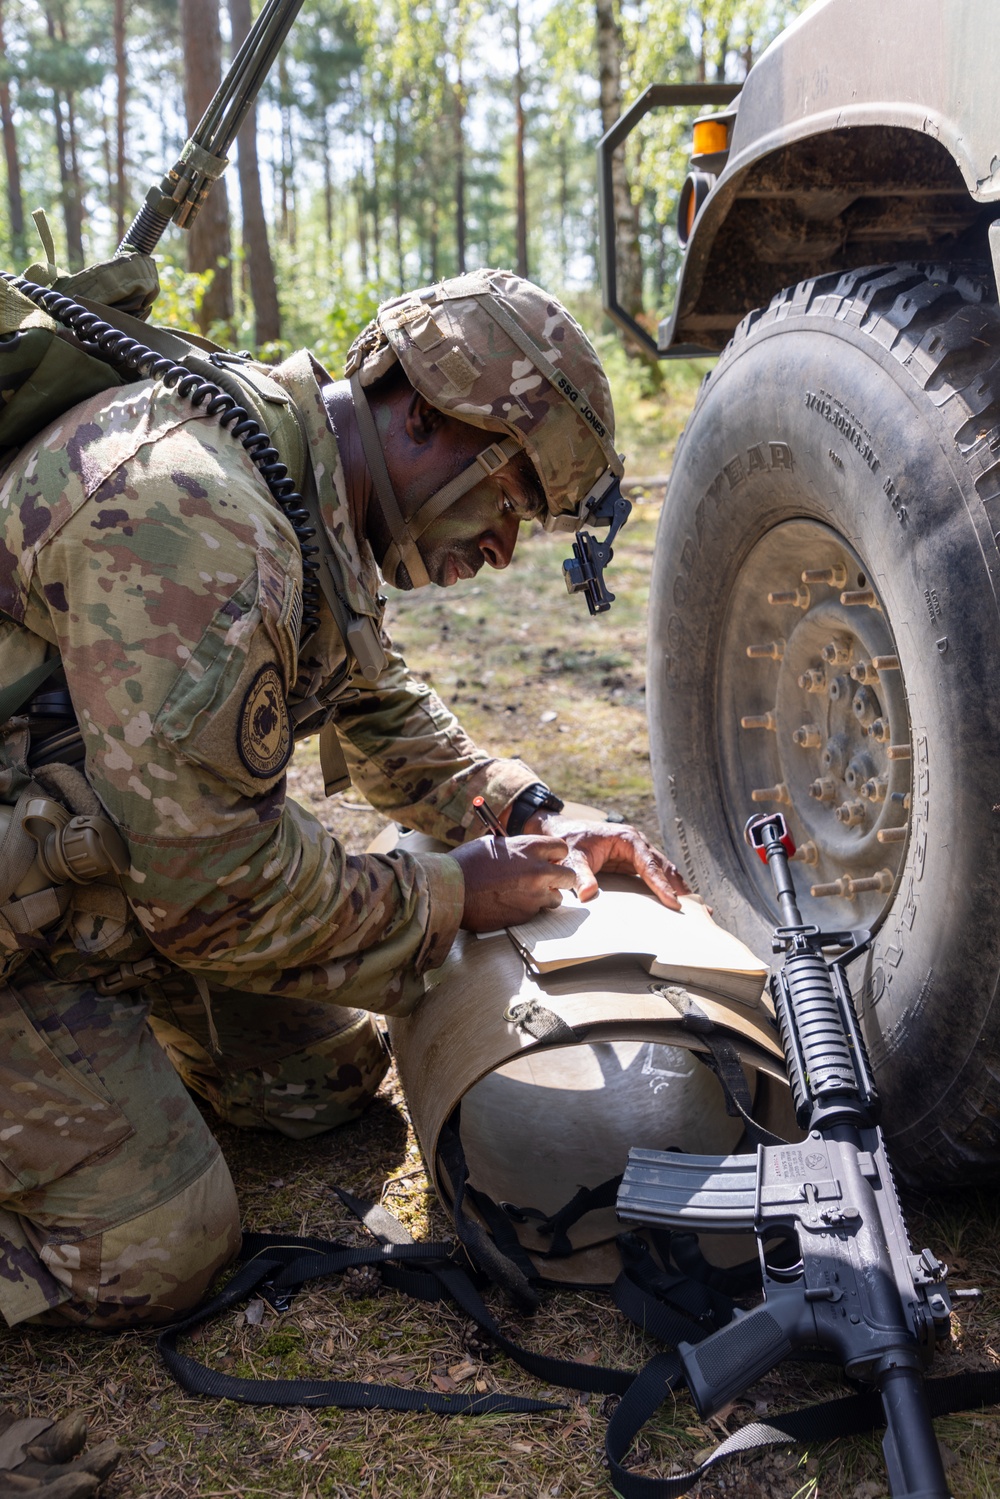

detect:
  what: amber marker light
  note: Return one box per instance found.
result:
[692,117,729,155]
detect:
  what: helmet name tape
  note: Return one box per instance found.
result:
[550,367,611,444]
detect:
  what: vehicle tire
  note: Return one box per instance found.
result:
[648,263,1000,1186]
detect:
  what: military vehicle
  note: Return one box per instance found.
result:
[600,0,1000,1184]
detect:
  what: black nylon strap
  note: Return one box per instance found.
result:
[157,1218,1000,1492]
[157,1232,562,1417]
[605,1358,1000,1498]
[613,1234,733,1342]
[438,1120,540,1310]
[663,986,785,1150]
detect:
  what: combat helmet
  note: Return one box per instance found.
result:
[345,269,629,610]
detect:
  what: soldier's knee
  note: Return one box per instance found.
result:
[29,1151,241,1329]
[166,1008,391,1138]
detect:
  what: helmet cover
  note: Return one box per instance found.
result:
[344,269,622,525]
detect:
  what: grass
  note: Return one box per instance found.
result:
[4,380,999,1498]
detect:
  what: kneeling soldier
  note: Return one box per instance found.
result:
[0,269,684,1328]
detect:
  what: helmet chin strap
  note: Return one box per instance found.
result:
[350,373,520,589]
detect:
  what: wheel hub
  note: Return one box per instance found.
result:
[718,520,911,931]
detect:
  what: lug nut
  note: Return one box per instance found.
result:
[871,654,900,672]
[868,718,891,743]
[835,800,867,826]
[861,775,888,803]
[821,638,852,665]
[747,639,785,661]
[792,840,819,865]
[751,783,790,804]
[793,723,821,748]
[850,661,879,685]
[811,869,893,900]
[741,712,777,731]
[809,777,837,802]
[890,790,912,810]
[886,744,911,761]
[798,667,826,693]
[768,586,810,609]
[877,827,907,844]
[802,564,848,588]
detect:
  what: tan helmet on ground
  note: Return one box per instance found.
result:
[344,269,627,597]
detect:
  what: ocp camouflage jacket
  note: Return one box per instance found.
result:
[0,351,540,1015]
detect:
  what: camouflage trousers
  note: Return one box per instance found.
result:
[0,957,389,1330]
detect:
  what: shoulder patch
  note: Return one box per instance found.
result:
[238,665,292,779]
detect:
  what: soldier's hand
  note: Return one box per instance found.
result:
[0,1408,122,1497]
[450,834,577,931]
[520,816,689,910]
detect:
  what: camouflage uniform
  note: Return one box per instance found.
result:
[0,340,543,1328]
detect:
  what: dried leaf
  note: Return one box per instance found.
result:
[431,1373,458,1393]
[245,1298,266,1325]
[145,1440,166,1456]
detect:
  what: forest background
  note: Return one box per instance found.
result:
[0,0,807,472]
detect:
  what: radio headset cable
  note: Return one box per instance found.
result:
[1,271,323,645]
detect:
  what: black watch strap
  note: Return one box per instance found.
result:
[506,782,564,836]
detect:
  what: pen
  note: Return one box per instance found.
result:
[473,795,506,839]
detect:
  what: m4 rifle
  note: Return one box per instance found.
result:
[617,811,967,1498]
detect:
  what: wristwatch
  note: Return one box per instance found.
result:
[506,782,565,835]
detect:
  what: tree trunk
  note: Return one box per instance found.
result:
[277,49,296,250]
[321,109,334,277]
[512,0,528,278]
[453,71,466,275]
[180,0,233,333]
[43,7,84,268]
[0,0,25,260]
[369,120,381,283]
[391,106,403,289]
[595,0,646,355]
[228,0,280,346]
[356,176,369,283]
[113,0,127,245]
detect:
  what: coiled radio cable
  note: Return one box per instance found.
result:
[1,272,322,643]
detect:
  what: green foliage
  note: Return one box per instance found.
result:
[305,280,384,376]
[0,0,810,447]
[152,262,219,338]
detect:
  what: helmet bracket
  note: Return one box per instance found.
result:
[563,481,632,615]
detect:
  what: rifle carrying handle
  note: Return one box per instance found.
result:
[678,1305,794,1417]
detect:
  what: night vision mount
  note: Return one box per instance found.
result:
[562,475,632,615]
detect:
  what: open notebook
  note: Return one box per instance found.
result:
[504,876,769,1005]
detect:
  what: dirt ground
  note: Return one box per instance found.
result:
[4,498,1000,1499]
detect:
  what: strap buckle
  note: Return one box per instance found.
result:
[476,443,514,479]
[94,955,171,996]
